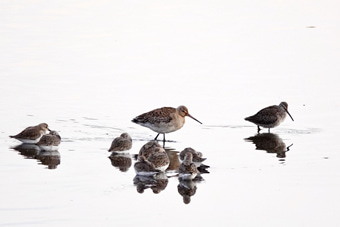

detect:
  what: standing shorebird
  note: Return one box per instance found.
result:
[108,133,132,153]
[9,123,50,144]
[245,102,294,133]
[132,105,202,142]
[37,130,61,151]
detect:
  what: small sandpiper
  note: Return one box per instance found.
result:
[179,147,207,167]
[178,152,198,180]
[108,133,132,153]
[134,155,161,176]
[37,130,61,151]
[138,141,162,159]
[10,123,50,144]
[132,105,202,142]
[245,102,294,133]
[146,147,170,172]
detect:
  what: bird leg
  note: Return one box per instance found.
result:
[257,126,261,133]
[162,134,166,147]
[154,134,160,140]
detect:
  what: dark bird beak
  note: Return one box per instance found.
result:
[283,107,294,121]
[187,114,202,124]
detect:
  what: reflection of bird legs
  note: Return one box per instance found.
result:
[259,126,271,133]
[257,126,261,133]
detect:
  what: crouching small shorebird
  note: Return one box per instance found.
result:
[10,123,50,144]
[37,130,61,151]
[245,101,294,133]
[108,133,132,153]
[132,105,202,142]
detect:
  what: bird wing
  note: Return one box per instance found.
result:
[133,107,174,124]
[37,135,53,145]
[148,152,169,167]
[246,106,279,125]
[11,126,41,139]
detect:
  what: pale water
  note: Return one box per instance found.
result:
[1,1,340,226]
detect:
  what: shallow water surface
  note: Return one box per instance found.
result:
[1,1,340,227]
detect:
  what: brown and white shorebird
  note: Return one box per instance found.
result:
[108,133,132,153]
[37,130,61,151]
[146,147,170,172]
[138,141,162,159]
[132,105,202,142]
[178,152,198,180]
[179,147,207,167]
[9,123,50,144]
[245,102,294,133]
[134,155,161,176]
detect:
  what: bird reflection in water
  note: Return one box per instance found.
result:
[133,172,168,194]
[131,141,209,199]
[178,179,197,204]
[11,144,61,169]
[177,174,205,204]
[109,153,132,172]
[245,133,293,161]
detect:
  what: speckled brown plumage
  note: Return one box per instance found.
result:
[147,148,170,171]
[108,133,132,152]
[245,102,294,133]
[138,141,162,159]
[179,147,206,165]
[37,131,61,147]
[178,152,198,180]
[10,123,50,144]
[132,105,202,142]
[134,155,160,175]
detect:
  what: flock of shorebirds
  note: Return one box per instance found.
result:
[9,102,294,179]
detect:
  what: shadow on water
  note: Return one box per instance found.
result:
[244,133,293,162]
[11,144,61,169]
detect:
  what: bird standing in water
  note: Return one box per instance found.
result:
[245,102,294,133]
[132,105,202,142]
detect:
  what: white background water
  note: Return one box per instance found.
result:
[1,1,340,226]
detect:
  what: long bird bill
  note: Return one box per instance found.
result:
[187,114,202,124]
[283,107,294,121]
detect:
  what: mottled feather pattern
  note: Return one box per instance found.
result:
[11,126,42,140]
[147,152,170,169]
[138,141,162,159]
[179,147,206,163]
[108,133,132,152]
[37,133,61,146]
[132,107,174,124]
[246,106,279,125]
[134,156,160,174]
